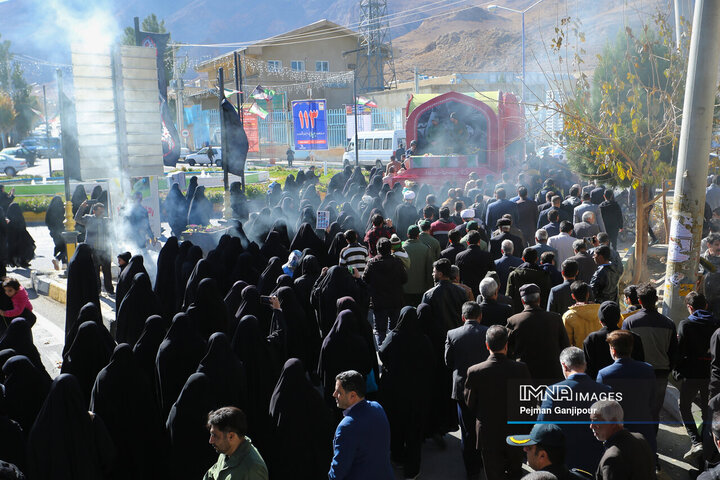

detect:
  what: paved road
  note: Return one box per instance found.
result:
[10,223,699,480]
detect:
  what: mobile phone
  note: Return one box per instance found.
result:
[260,296,273,305]
[348,266,354,274]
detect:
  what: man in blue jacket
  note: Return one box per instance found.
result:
[485,188,519,232]
[537,346,613,473]
[329,370,394,480]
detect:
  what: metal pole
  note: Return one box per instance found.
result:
[662,0,720,323]
[173,46,184,147]
[56,69,77,261]
[353,70,359,167]
[521,11,527,163]
[233,51,245,192]
[43,85,52,177]
[219,67,232,221]
[414,66,419,93]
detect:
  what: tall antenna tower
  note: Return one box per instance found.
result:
[356,0,397,93]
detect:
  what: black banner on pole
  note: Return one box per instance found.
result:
[58,90,81,181]
[221,98,249,177]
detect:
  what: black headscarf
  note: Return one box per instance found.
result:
[261,230,290,263]
[290,223,327,265]
[267,358,332,480]
[155,313,207,419]
[91,343,166,479]
[257,256,284,296]
[173,241,194,310]
[0,318,49,378]
[27,374,116,480]
[233,285,271,336]
[90,185,102,200]
[45,195,65,234]
[310,265,368,337]
[223,280,249,322]
[230,181,249,220]
[230,252,260,287]
[61,321,115,407]
[0,386,25,472]
[5,203,35,267]
[327,231,347,265]
[154,236,179,322]
[186,176,199,205]
[337,296,378,381]
[165,183,187,236]
[182,258,214,311]
[186,278,228,341]
[271,274,293,295]
[187,186,212,226]
[115,255,147,314]
[196,332,248,411]
[276,286,320,371]
[116,272,161,346]
[165,372,218,480]
[0,348,16,381]
[75,302,116,353]
[70,185,87,215]
[65,243,100,351]
[2,355,51,432]
[132,315,168,407]
[317,309,374,407]
[293,254,321,315]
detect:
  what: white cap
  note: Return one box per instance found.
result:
[403,190,416,200]
[461,208,475,219]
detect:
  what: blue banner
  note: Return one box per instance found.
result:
[292,99,328,151]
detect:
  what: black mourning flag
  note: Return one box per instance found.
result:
[135,30,180,167]
[221,99,249,177]
[58,90,81,181]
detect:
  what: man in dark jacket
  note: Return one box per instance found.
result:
[421,258,466,332]
[506,248,551,313]
[514,186,538,246]
[583,301,645,379]
[506,283,570,380]
[568,240,597,284]
[590,182,606,205]
[363,237,408,346]
[541,210,562,238]
[599,189,623,249]
[494,240,523,293]
[479,277,513,328]
[465,325,530,480]
[393,190,420,241]
[485,188,518,231]
[675,292,720,462]
[589,400,655,480]
[547,259,578,314]
[456,231,495,298]
[489,218,524,261]
[445,301,489,479]
[537,195,571,229]
[561,184,582,217]
[537,347,612,473]
[441,229,465,265]
[590,245,620,303]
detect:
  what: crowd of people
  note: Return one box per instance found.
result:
[2,160,720,479]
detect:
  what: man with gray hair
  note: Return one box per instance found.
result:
[536,347,612,473]
[531,228,558,257]
[574,211,601,239]
[478,277,513,328]
[589,400,655,479]
[506,283,570,380]
[494,239,523,293]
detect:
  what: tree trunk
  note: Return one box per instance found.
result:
[632,184,649,284]
[662,180,669,243]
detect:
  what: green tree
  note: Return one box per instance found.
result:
[544,13,686,282]
[0,92,15,148]
[121,14,184,89]
[10,63,38,142]
[0,34,11,93]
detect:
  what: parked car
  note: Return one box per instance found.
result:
[0,154,28,177]
[179,147,190,161]
[186,146,222,166]
[0,146,36,166]
[20,136,61,157]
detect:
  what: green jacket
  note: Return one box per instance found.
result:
[203,437,268,480]
[418,232,441,261]
[403,238,433,295]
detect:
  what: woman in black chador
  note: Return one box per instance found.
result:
[45,195,66,263]
[187,186,212,226]
[164,183,187,237]
[196,332,247,411]
[132,315,168,408]
[0,318,50,378]
[61,321,115,407]
[267,358,333,480]
[2,354,51,432]
[116,272,161,347]
[27,374,116,480]
[64,244,100,354]
[186,278,228,341]
[6,203,34,267]
[154,236,179,323]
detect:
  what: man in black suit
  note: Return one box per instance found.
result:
[547,259,578,314]
[514,186,538,246]
[445,301,489,480]
[599,189,623,250]
[506,283,570,381]
[589,400,655,479]
[489,218,524,261]
[590,182,606,205]
[538,195,571,229]
[568,239,597,284]
[440,229,465,265]
[465,325,531,480]
[456,231,495,298]
[478,277,513,327]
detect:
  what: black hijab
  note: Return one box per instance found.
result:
[116,272,161,346]
[45,195,65,232]
[257,256,284,296]
[90,344,165,480]
[290,223,326,265]
[65,243,100,351]
[261,230,290,263]
[293,254,321,313]
[155,313,207,419]
[166,372,218,480]
[327,231,347,265]
[61,321,115,407]
[310,265,368,337]
[230,251,260,286]
[186,176,199,205]
[27,374,116,480]
[75,302,116,353]
[187,186,212,226]
[223,280,249,321]
[182,258,214,310]
[337,296,378,381]
[271,274,293,295]
[196,332,248,411]
[0,318,49,378]
[71,185,87,215]
[132,315,168,406]
[317,309,374,406]
[115,255,147,313]
[154,236,179,322]
[174,241,194,310]
[165,183,187,235]
[0,347,16,382]
[267,358,332,480]
[2,355,51,432]
[276,286,320,370]
[233,285,271,336]
[187,278,228,341]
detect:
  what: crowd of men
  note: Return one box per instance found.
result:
[3,161,720,480]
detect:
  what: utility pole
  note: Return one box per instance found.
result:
[233,50,245,192]
[173,46,184,147]
[42,85,52,177]
[353,70,359,167]
[414,66,419,93]
[662,0,720,323]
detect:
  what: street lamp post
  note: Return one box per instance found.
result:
[488,0,547,160]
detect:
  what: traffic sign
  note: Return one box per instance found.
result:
[181,129,189,137]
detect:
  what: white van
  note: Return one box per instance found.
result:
[342,130,406,168]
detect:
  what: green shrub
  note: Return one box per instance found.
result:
[16,196,53,213]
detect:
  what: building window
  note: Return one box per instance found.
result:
[316,61,329,72]
[291,61,305,72]
[267,60,282,72]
